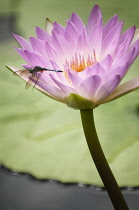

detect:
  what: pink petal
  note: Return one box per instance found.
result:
[31,78,66,101]
[53,22,65,36]
[13,34,32,50]
[77,67,91,79]
[15,48,29,62]
[76,28,89,54]
[22,64,36,70]
[89,63,105,77]
[79,75,102,100]
[102,22,123,57]
[129,39,139,65]
[45,41,58,60]
[104,63,129,81]
[69,13,85,32]
[78,63,105,81]
[86,5,102,34]
[95,75,121,104]
[103,15,119,39]
[36,27,52,42]
[50,60,61,70]
[119,25,136,47]
[114,47,135,68]
[52,31,73,60]
[16,48,52,67]
[24,50,52,68]
[64,20,79,49]
[115,26,136,59]
[68,71,82,89]
[30,37,47,57]
[50,74,78,95]
[49,68,69,85]
[88,19,103,59]
[99,54,113,72]
[103,77,139,103]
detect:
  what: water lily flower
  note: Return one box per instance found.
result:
[8,5,139,109]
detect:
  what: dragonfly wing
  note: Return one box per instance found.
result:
[25,79,32,89]
[26,73,41,89]
[14,69,31,78]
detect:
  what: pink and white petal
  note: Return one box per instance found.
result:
[86,5,102,34]
[22,64,36,70]
[45,18,53,34]
[129,39,139,65]
[45,41,59,61]
[16,48,31,64]
[89,63,106,77]
[50,70,69,85]
[114,40,130,62]
[13,34,32,50]
[113,45,135,68]
[99,54,113,72]
[119,25,136,47]
[31,78,66,101]
[36,27,52,42]
[49,60,69,84]
[50,74,78,95]
[30,37,48,57]
[95,75,121,104]
[102,77,139,103]
[32,71,57,87]
[69,13,85,32]
[103,15,119,39]
[53,22,65,36]
[24,49,52,68]
[52,31,73,60]
[130,28,139,46]
[76,28,89,54]
[78,63,105,79]
[114,26,136,59]
[6,65,31,83]
[6,65,24,73]
[50,60,61,70]
[88,19,103,59]
[102,22,123,57]
[64,20,79,49]
[104,63,129,82]
[79,75,102,100]
[68,71,82,89]
[78,67,91,79]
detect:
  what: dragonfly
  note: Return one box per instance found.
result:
[15,66,63,89]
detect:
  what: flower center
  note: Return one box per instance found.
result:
[65,53,97,72]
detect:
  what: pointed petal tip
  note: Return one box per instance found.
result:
[12,33,16,37]
[90,4,101,14]
[45,18,53,33]
[103,77,139,103]
[93,4,100,9]
[6,65,22,72]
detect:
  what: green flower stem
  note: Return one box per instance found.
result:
[80,109,129,210]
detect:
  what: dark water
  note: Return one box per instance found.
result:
[0,165,139,210]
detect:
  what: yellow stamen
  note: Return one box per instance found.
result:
[69,53,96,72]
